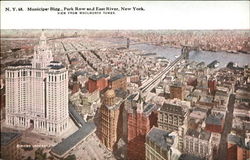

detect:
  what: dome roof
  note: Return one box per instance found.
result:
[104,89,116,99]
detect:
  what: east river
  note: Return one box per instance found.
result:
[2,37,250,68]
[99,37,250,68]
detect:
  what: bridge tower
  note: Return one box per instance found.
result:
[160,35,164,45]
[127,38,130,49]
[181,46,190,60]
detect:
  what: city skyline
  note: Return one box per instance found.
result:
[1,30,250,160]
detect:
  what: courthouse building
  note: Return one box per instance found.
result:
[5,32,69,136]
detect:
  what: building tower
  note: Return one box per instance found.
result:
[126,93,158,160]
[5,31,69,136]
[98,89,122,151]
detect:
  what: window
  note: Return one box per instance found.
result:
[36,72,41,77]
[36,63,41,69]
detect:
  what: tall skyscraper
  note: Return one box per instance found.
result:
[126,93,158,160]
[5,31,69,136]
[98,89,123,151]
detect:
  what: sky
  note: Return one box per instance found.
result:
[1,1,249,30]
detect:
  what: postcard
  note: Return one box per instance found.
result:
[0,1,249,160]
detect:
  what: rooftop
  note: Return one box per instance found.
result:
[205,113,224,126]
[179,154,205,160]
[50,61,60,63]
[74,71,88,77]
[207,60,219,68]
[235,103,250,110]
[186,129,211,141]
[170,81,183,88]
[160,103,187,116]
[115,88,128,99]
[8,60,32,67]
[109,74,125,82]
[190,109,207,120]
[69,103,86,127]
[143,103,156,115]
[89,74,108,81]
[228,134,250,150]
[51,121,96,158]
[127,93,137,101]
[199,130,211,141]
[186,129,199,138]
[146,127,173,151]
[48,64,65,70]
[1,132,22,146]
[196,62,205,67]
[193,107,208,113]
[199,95,213,104]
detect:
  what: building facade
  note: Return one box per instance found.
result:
[184,129,213,159]
[227,134,250,160]
[108,74,127,91]
[158,100,189,132]
[169,82,185,100]
[5,32,69,136]
[157,99,190,152]
[87,74,108,93]
[126,94,158,160]
[1,88,5,120]
[98,89,123,151]
[205,113,224,133]
[208,78,217,95]
[145,127,174,160]
[0,132,22,160]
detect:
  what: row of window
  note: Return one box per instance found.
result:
[48,73,67,82]
[6,71,43,78]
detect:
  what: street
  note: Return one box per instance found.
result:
[217,94,235,160]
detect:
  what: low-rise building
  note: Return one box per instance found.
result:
[184,129,213,159]
[0,132,22,160]
[170,81,185,100]
[0,88,5,120]
[205,113,225,133]
[87,74,108,93]
[213,89,229,111]
[158,99,190,152]
[145,127,175,160]
[236,89,250,103]
[158,99,190,132]
[227,134,250,160]
[108,74,127,91]
[197,95,214,108]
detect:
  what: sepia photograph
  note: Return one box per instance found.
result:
[1,1,250,160]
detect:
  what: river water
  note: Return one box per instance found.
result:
[3,37,249,68]
[131,43,250,68]
[98,37,250,68]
